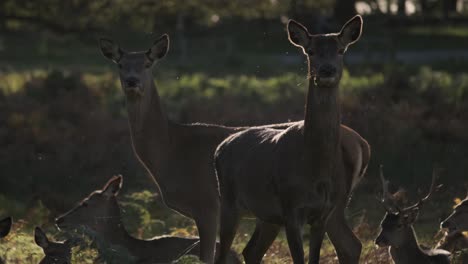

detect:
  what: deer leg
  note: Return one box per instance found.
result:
[216,203,241,264]
[242,220,280,264]
[308,221,326,264]
[195,207,219,264]
[285,217,306,264]
[326,209,361,264]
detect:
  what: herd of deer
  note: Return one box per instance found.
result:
[0,15,467,264]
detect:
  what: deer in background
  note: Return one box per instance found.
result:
[441,193,468,238]
[440,193,468,263]
[214,16,368,264]
[375,166,451,264]
[35,227,74,264]
[98,33,298,263]
[55,175,240,264]
[0,217,12,264]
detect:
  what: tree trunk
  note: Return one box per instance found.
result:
[443,0,458,19]
[398,0,406,16]
[176,13,188,64]
[420,0,429,15]
[334,0,356,23]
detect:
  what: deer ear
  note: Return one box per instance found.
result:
[99,38,123,63]
[102,175,123,198]
[338,15,363,47]
[34,227,49,249]
[402,208,419,225]
[0,217,11,238]
[146,34,170,65]
[287,20,310,50]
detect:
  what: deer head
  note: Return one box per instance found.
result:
[287,15,362,88]
[441,193,468,235]
[55,175,123,231]
[0,217,12,238]
[35,227,73,264]
[375,166,441,247]
[99,35,169,100]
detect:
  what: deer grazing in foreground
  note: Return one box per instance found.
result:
[98,33,300,263]
[55,175,240,264]
[375,166,451,264]
[214,16,368,264]
[35,227,73,264]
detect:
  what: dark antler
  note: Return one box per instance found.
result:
[379,165,400,213]
[402,168,442,212]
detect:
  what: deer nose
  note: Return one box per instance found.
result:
[125,78,139,87]
[318,65,337,78]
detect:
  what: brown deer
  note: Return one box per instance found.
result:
[35,227,74,264]
[98,33,299,263]
[55,175,240,264]
[440,193,468,263]
[214,16,367,264]
[441,194,468,236]
[375,166,451,264]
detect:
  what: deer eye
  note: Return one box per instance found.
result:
[307,49,315,56]
[82,202,88,207]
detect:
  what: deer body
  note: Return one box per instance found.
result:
[380,221,450,264]
[214,16,365,264]
[441,196,468,235]
[56,176,241,264]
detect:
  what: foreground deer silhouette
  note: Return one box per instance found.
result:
[0,217,12,264]
[56,175,240,264]
[214,16,367,264]
[375,166,450,264]
[98,34,298,263]
[35,227,73,264]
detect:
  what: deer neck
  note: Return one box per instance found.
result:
[90,205,147,255]
[390,227,427,262]
[303,67,342,180]
[125,74,170,169]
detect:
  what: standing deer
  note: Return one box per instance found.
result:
[441,194,468,236]
[375,166,451,264]
[99,26,369,263]
[55,175,240,264]
[98,33,299,263]
[214,16,367,264]
[35,227,73,264]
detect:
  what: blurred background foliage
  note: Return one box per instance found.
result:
[1,0,468,262]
